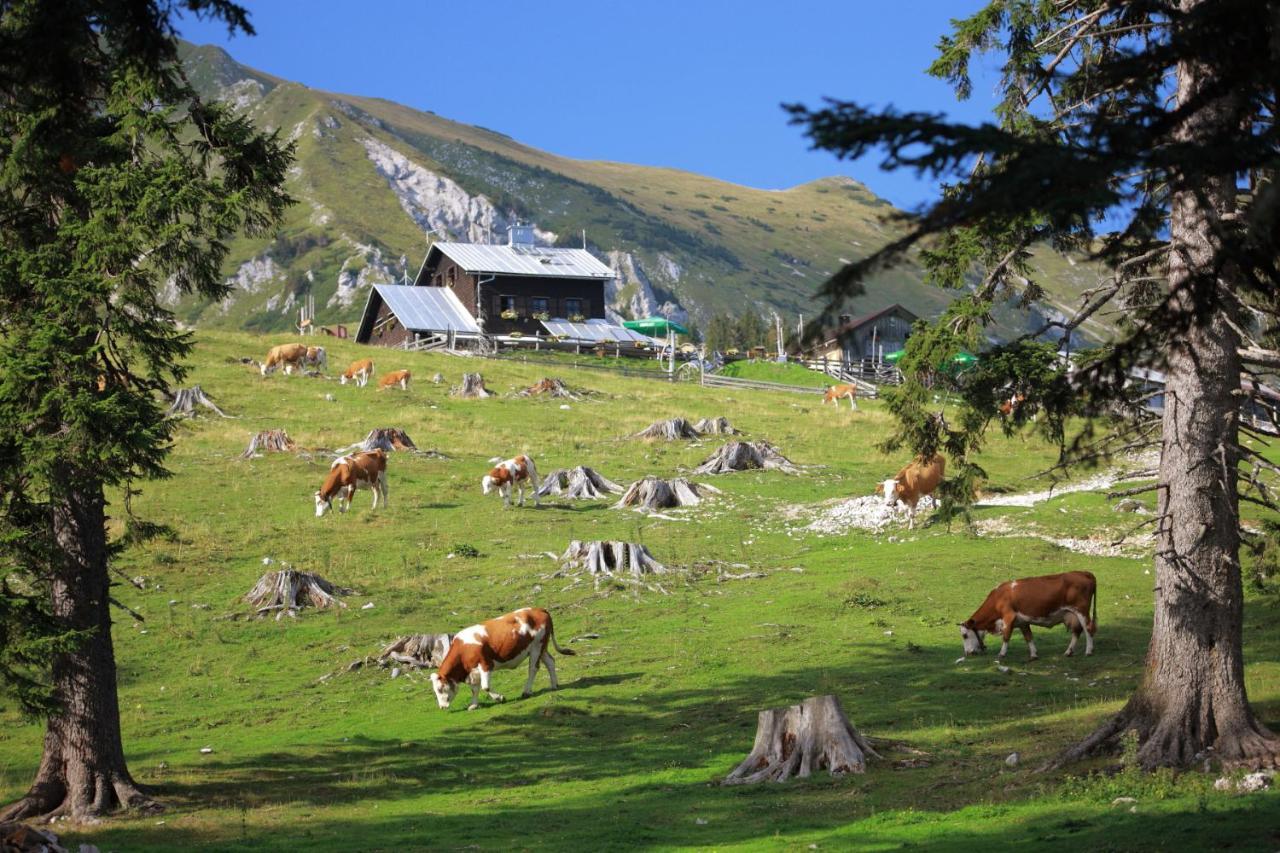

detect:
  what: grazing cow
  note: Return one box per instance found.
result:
[999,392,1027,417]
[340,358,375,387]
[261,343,308,376]
[875,453,945,529]
[960,571,1097,660]
[482,454,540,507]
[314,449,388,517]
[823,383,859,410]
[305,345,328,373]
[429,607,575,710]
[377,369,411,391]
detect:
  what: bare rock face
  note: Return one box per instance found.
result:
[694,440,799,475]
[615,476,720,511]
[723,695,881,784]
[537,467,623,500]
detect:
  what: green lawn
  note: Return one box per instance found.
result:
[716,359,835,388]
[0,329,1276,851]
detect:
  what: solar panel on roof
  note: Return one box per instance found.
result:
[373,285,481,334]
[541,318,662,345]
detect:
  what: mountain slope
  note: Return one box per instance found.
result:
[174,43,1108,342]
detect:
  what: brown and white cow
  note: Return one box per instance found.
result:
[875,453,945,529]
[429,607,575,710]
[377,369,411,391]
[482,454,540,507]
[340,358,375,387]
[823,383,859,410]
[960,570,1097,660]
[261,343,308,376]
[314,449,388,516]
[304,345,328,373]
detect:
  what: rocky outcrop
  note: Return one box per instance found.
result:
[606,250,688,325]
[328,243,398,309]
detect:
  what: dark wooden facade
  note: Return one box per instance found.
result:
[418,253,607,336]
[804,304,919,363]
[364,298,414,348]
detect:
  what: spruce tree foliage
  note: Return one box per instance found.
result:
[0,0,292,819]
[789,0,1280,770]
[704,312,738,353]
[734,310,768,350]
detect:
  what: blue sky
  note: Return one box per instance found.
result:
[179,1,998,211]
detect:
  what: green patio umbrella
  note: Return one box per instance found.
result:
[623,317,689,337]
[883,350,977,369]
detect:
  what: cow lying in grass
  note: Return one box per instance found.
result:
[315,449,388,517]
[960,570,1097,660]
[482,454,540,507]
[823,383,859,410]
[430,607,575,710]
[875,453,945,529]
[340,358,374,387]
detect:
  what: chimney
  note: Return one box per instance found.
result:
[507,223,535,247]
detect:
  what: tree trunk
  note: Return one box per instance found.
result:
[1056,0,1278,770]
[1,472,158,820]
[723,695,880,784]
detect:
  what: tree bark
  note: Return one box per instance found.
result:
[1,471,159,820]
[723,695,880,784]
[1056,0,1279,770]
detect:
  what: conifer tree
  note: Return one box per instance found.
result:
[0,0,292,818]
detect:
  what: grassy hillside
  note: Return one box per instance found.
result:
[170,44,1111,345]
[0,331,1274,850]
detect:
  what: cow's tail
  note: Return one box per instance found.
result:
[1088,579,1099,634]
[548,618,576,656]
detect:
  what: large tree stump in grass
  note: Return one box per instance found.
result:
[694,440,799,475]
[241,428,296,458]
[692,416,741,435]
[537,466,623,499]
[452,373,491,398]
[723,695,881,785]
[561,540,668,576]
[615,476,720,510]
[378,633,454,668]
[633,417,700,440]
[356,427,417,452]
[519,377,581,399]
[244,568,348,620]
[166,385,233,418]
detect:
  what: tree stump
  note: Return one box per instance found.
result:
[723,695,881,784]
[615,476,720,510]
[240,428,296,458]
[377,633,454,668]
[452,373,491,398]
[0,821,67,853]
[536,466,623,499]
[431,372,445,384]
[243,568,348,620]
[355,427,417,452]
[165,385,233,418]
[519,377,581,399]
[693,416,741,435]
[632,417,700,440]
[561,540,668,576]
[695,440,800,475]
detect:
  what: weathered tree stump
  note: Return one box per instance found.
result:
[633,417,700,440]
[519,377,581,399]
[692,416,741,435]
[695,440,799,475]
[166,385,233,418]
[355,427,417,452]
[243,568,348,620]
[615,476,720,510]
[240,428,296,458]
[0,821,67,853]
[431,372,445,384]
[723,695,881,784]
[536,466,623,499]
[561,540,668,576]
[452,372,491,398]
[377,633,454,668]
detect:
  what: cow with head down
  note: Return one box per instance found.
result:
[960,570,1097,660]
[875,453,945,529]
[430,607,574,710]
[261,343,308,376]
[315,449,388,517]
[482,454,540,507]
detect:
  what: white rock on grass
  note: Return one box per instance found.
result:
[1005,752,1020,767]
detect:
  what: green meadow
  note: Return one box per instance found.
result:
[1,330,1276,851]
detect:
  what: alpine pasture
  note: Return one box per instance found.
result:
[1,330,1276,850]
